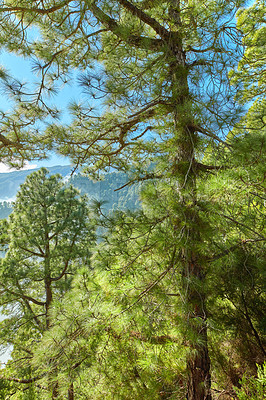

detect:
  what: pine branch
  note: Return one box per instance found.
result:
[114,247,178,317]
[188,124,232,148]
[106,326,179,344]
[0,373,45,384]
[15,281,42,328]
[90,2,164,50]
[241,291,266,356]
[0,133,23,149]
[206,238,265,262]
[117,0,170,39]
[220,213,265,239]
[50,238,77,282]
[1,284,46,307]
[193,161,228,171]
[18,246,45,258]
[0,2,71,15]
[187,59,211,68]
[129,331,179,344]
[114,173,162,191]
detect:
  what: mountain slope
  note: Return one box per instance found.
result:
[0,167,140,219]
[0,165,73,200]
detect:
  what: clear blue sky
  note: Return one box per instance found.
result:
[0,51,81,172]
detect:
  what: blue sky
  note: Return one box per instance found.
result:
[0,51,79,172]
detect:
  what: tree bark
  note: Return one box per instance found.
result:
[52,382,59,399]
[169,2,212,397]
[187,338,212,400]
[68,383,74,400]
[186,259,211,400]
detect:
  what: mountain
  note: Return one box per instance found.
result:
[69,172,140,212]
[0,166,140,220]
[0,165,73,201]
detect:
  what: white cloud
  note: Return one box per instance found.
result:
[0,161,38,173]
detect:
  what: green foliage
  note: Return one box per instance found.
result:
[0,168,95,398]
[0,0,245,172]
[29,239,188,399]
[0,378,12,400]
[230,0,266,103]
[0,1,265,399]
[234,363,266,400]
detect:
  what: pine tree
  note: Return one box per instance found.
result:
[0,1,265,399]
[0,168,95,399]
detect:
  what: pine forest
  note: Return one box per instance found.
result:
[0,1,265,399]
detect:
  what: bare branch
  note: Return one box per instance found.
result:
[114,173,162,192]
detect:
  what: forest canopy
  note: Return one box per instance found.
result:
[0,1,265,399]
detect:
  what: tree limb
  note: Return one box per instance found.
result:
[0,133,23,149]
[90,2,164,51]
[193,161,228,172]
[114,173,162,191]
[241,291,266,356]
[206,238,265,262]
[188,124,232,148]
[1,284,46,307]
[0,2,71,15]
[0,374,45,384]
[117,0,170,39]
[220,213,265,239]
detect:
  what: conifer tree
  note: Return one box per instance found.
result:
[0,168,95,399]
[0,1,265,399]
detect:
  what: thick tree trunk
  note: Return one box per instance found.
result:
[187,336,211,400]
[186,259,211,400]
[170,60,212,400]
[168,2,212,395]
[174,135,212,400]
[171,102,212,399]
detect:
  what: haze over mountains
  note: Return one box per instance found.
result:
[0,165,73,201]
[0,165,140,219]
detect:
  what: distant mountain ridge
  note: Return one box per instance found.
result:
[0,166,140,219]
[0,165,73,200]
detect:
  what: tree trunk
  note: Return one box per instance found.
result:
[187,336,211,400]
[172,128,212,400]
[51,381,59,399]
[186,259,211,400]
[68,383,74,400]
[168,13,212,394]
[45,276,53,329]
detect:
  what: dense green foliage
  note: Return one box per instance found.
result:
[234,363,266,400]
[0,169,95,399]
[0,1,265,399]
